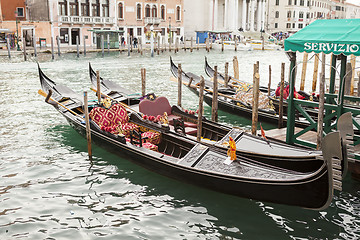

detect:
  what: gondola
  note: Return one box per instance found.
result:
[204,57,320,121]
[38,65,343,210]
[171,57,312,128]
[90,63,349,175]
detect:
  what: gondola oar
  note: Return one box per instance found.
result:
[38,89,80,116]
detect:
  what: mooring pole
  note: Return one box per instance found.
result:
[177,64,182,107]
[33,34,37,57]
[76,36,80,58]
[268,65,272,96]
[212,66,219,122]
[312,53,319,92]
[83,35,86,56]
[350,55,356,95]
[127,36,130,56]
[23,36,27,61]
[300,52,308,91]
[84,91,92,161]
[6,38,11,59]
[278,63,285,128]
[101,35,104,57]
[51,36,54,60]
[252,62,260,135]
[190,37,193,52]
[96,70,101,104]
[197,76,205,142]
[141,68,146,96]
[221,38,224,52]
[233,56,239,80]
[225,62,229,88]
[57,35,61,56]
[317,71,326,150]
[197,37,199,50]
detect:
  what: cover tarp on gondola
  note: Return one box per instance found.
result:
[284,19,360,56]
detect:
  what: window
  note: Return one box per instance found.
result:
[176,6,181,21]
[275,11,279,18]
[294,0,297,5]
[276,0,279,5]
[152,5,157,18]
[161,5,165,20]
[92,0,100,17]
[137,4,142,20]
[293,11,296,17]
[81,0,89,16]
[288,0,292,5]
[286,23,291,28]
[292,23,295,28]
[306,12,310,18]
[137,28,142,36]
[299,12,304,18]
[16,7,24,17]
[145,4,150,18]
[161,28,165,36]
[298,23,303,29]
[69,0,79,16]
[307,0,310,6]
[300,0,304,6]
[118,2,124,19]
[275,23,278,28]
[287,11,291,18]
[102,0,109,17]
[59,1,67,16]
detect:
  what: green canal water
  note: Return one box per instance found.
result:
[0,49,359,239]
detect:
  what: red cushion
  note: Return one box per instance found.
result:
[184,121,197,128]
[139,96,172,116]
[142,131,161,145]
[142,142,158,151]
[89,107,112,127]
[107,104,129,124]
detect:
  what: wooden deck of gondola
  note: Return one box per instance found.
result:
[264,127,317,143]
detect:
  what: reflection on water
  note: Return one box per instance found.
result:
[0,50,359,239]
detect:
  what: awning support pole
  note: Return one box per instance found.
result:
[286,52,297,145]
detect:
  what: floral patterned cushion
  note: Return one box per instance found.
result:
[142,142,158,151]
[89,107,112,127]
[142,131,161,145]
[107,104,129,124]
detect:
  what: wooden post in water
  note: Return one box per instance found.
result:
[252,62,260,135]
[221,38,224,52]
[175,37,178,53]
[96,71,101,104]
[140,38,143,55]
[344,62,352,96]
[190,37,193,52]
[127,36,130,56]
[130,36,133,52]
[57,36,61,56]
[188,77,194,87]
[23,37,27,61]
[300,52,308,91]
[76,36,79,58]
[317,72,326,150]
[210,37,213,49]
[268,65,272,96]
[141,68,146,96]
[205,38,209,52]
[157,35,161,55]
[84,91,92,161]
[197,77,205,142]
[312,53,319,92]
[183,37,186,51]
[33,34,37,57]
[101,35,104,57]
[51,36,54,60]
[224,62,229,88]
[234,37,237,51]
[107,34,110,53]
[278,63,285,128]
[83,35,86,56]
[6,38,11,59]
[169,36,172,52]
[197,37,199,50]
[212,66,219,122]
[350,55,356,95]
[177,64,182,107]
[233,56,239,80]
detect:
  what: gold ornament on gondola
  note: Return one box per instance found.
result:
[101,97,112,109]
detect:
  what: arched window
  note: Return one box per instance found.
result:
[152,5,157,18]
[145,4,150,18]
[275,11,279,18]
[288,0,292,5]
[137,4,141,20]
[161,5,165,20]
[118,2,123,19]
[299,11,304,18]
[176,6,181,21]
[287,11,291,18]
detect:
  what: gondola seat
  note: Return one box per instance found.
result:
[139,96,181,124]
[141,131,161,145]
[89,104,139,137]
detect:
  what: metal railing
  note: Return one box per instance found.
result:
[59,16,114,24]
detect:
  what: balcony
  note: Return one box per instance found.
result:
[59,16,114,25]
[144,17,161,25]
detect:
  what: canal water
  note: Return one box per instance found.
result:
[0,49,359,239]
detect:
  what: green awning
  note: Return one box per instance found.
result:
[285,19,360,56]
